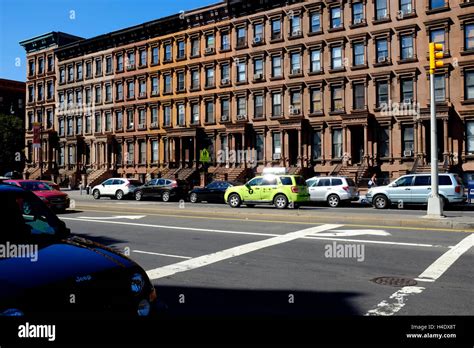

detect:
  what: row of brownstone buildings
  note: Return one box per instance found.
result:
[20,0,474,187]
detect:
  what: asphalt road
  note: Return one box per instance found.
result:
[58,194,474,318]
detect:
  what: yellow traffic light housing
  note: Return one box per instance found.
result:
[429,43,444,74]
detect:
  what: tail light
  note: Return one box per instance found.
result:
[455,185,461,194]
[171,182,178,188]
[342,186,350,192]
[291,186,299,193]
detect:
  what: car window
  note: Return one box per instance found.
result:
[19,182,53,191]
[439,176,452,186]
[261,176,278,186]
[332,179,343,186]
[346,178,356,187]
[156,179,165,186]
[221,182,231,189]
[128,180,142,186]
[103,179,114,185]
[294,176,306,186]
[247,177,263,186]
[165,180,173,186]
[414,176,430,186]
[306,179,316,187]
[112,179,123,185]
[395,176,413,187]
[147,179,157,186]
[280,177,293,185]
[317,179,331,187]
[207,182,218,189]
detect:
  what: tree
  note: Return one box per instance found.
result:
[0,113,24,175]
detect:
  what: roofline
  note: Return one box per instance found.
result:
[19,31,84,47]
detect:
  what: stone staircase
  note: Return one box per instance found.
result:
[415,163,451,174]
[87,168,114,188]
[287,166,303,175]
[331,163,370,186]
[27,166,41,180]
[212,166,249,183]
[161,167,197,181]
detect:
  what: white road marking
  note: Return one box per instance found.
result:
[366,233,474,316]
[133,250,192,259]
[146,224,343,280]
[77,215,146,220]
[316,229,391,237]
[308,236,438,248]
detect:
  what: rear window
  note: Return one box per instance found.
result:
[346,178,356,187]
[294,176,306,186]
[280,177,293,185]
[331,179,343,186]
[454,175,463,186]
[128,180,142,186]
[439,176,452,186]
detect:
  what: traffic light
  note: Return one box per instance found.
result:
[429,43,444,74]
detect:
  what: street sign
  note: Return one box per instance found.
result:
[200,148,210,163]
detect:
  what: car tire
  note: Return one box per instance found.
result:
[274,194,288,209]
[93,190,101,200]
[115,190,124,200]
[327,194,340,208]
[162,191,171,202]
[373,194,389,209]
[135,190,143,201]
[246,204,255,208]
[190,193,199,203]
[228,193,241,208]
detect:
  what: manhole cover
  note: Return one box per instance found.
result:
[371,277,417,287]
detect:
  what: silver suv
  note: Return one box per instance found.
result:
[306,176,359,207]
[366,173,466,209]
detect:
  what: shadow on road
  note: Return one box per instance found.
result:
[57,209,84,215]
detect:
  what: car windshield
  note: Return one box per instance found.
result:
[19,181,53,191]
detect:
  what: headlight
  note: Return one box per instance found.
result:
[131,273,145,294]
[1,308,24,316]
[39,196,48,201]
[137,299,151,316]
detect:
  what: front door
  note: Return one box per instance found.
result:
[351,127,364,164]
[411,175,431,203]
[313,178,331,201]
[241,177,263,201]
[388,175,414,204]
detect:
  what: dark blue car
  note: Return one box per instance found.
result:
[0,184,157,318]
[189,181,241,203]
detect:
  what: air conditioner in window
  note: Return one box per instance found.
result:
[221,78,230,85]
[292,30,302,37]
[290,108,301,115]
[291,68,301,75]
[403,150,413,157]
[354,18,363,24]
[253,36,263,44]
[151,122,158,128]
[273,153,281,160]
[138,123,145,129]
[127,64,135,70]
[139,92,146,98]
[254,73,263,80]
[378,56,388,63]
[221,115,229,121]
[205,47,215,54]
[237,114,247,120]
[152,89,158,95]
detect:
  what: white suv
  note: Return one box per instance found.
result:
[306,176,359,207]
[91,178,142,200]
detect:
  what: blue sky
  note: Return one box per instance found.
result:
[0,0,218,82]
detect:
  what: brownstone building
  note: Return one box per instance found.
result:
[20,0,474,188]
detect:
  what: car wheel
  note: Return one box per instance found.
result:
[274,194,288,209]
[135,190,143,201]
[228,193,241,208]
[373,194,389,209]
[162,191,171,202]
[93,190,101,200]
[327,194,340,208]
[115,190,125,200]
[246,204,255,208]
[190,193,198,203]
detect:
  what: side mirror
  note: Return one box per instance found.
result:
[391,182,398,187]
[245,184,251,190]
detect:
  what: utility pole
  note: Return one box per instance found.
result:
[426,42,444,218]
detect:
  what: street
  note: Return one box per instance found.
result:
[60,192,474,317]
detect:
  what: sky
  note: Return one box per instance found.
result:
[0,0,218,82]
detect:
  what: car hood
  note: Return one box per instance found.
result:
[33,190,68,199]
[0,236,136,296]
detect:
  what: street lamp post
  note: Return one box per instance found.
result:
[426,43,444,218]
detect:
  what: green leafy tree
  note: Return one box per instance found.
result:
[0,113,24,174]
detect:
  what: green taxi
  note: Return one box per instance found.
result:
[224,174,309,209]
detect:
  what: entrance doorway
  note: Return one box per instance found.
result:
[351,126,364,164]
[288,130,299,166]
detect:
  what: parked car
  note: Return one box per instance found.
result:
[134,178,190,202]
[366,173,466,209]
[0,183,157,318]
[4,171,22,179]
[189,181,241,203]
[306,176,359,207]
[41,180,60,191]
[91,178,142,200]
[4,180,70,212]
[224,173,309,209]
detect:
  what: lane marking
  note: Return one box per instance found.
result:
[133,250,192,259]
[146,224,342,280]
[366,233,474,316]
[61,217,450,248]
[316,229,391,237]
[78,215,146,220]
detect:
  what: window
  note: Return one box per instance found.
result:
[138,141,146,164]
[290,91,301,113]
[105,112,112,131]
[237,96,246,116]
[177,72,185,91]
[60,69,65,84]
[68,145,75,165]
[434,74,446,102]
[127,143,134,164]
[95,86,102,104]
[237,61,246,82]
[375,0,388,20]
[191,103,200,124]
[76,90,82,105]
[376,81,389,107]
[331,46,343,69]
[68,66,73,82]
[85,61,92,78]
[105,84,112,102]
[37,110,42,124]
[254,95,264,118]
[403,126,414,152]
[401,34,414,60]
[139,50,147,66]
[151,107,158,124]
[67,118,73,136]
[465,24,474,50]
[28,85,34,102]
[352,3,364,24]
[310,88,323,113]
[96,58,103,75]
[85,115,91,133]
[95,113,102,132]
[76,64,83,80]
[465,71,474,100]
[59,119,64,136]
[467,121,474,154]
[221,99,230,120]
[401,78,414,103]
[429,0,446,10]
[116,111,123,130]
[254,23,264,42]
[330,7,342,28]
[114,83,122,101]
[127,110,134,129]
[376,38,389,62]
[67,91,73,108]
[254,58,263,76]
[332,129,343,158]
[46,110,53,129]
[290,15,301,35]
[271,18,282,39]
[272,93,282,116]
[430,28,445,48]
[191,70,200,89]
[206,34,215,49]
[206,67,215,87]
[353,83,365,110]
[290,52,301,73]
[126,51,135,69]
[379,127,390,157]
[413,175,430,186]
[116,143,122,165]
[313,131,322,160]
[205,101,215,123]
[127,81,135,98]
[116,55,123,72]
[310,12,321,32]
[138,109,146,126]
[76,117,82,135]
[272,56,282,77]
[353,42,365,66]
[104,57,111,74]
[151,77,159,95]
[163,106,171,126]
[273,133,282,156]
[151,140,159,163]
[164,44,172,62]
[191,38,200,56]
[37,84,43,101]
[163,138,169,162]
[177,41,185,59]
[331,86,344,111]
[151,47,159,64]
[237,27,247,47]
[164,75,172,93]
[221,32,230,50]
[221,64,230,82]
[38,57,44,74]
[310,49,322,72]
[256,133,264,161]
[400,0,413,15]
[177,104,185,126]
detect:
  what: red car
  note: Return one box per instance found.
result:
[4,180,70,212]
